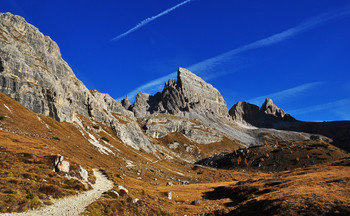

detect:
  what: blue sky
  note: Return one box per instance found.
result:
[1,0,350,121]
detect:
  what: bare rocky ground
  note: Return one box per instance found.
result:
[1,170,113,216]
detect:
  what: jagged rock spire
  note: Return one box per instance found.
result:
[131,67,229,117]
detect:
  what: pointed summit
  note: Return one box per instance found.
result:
[131,68,228,117]
[261,98,287,118]
[229,98,296,127]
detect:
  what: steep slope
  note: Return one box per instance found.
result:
[229,98,296,128]
[0,12,155,152]
[130,68,324,148]
[230,98,350,152]
[131,67,228,118]
[0,12,349,216]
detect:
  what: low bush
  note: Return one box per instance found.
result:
[52,136,60,141]
[101,137,109,142]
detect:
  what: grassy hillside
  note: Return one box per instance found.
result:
[0,92,349,215]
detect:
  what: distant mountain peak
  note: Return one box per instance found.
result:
[229,98,296,127]
[131,67,228,118]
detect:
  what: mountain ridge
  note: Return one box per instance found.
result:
[1,12,349,153]
[0,12,349,216]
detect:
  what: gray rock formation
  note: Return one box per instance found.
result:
[261,98,289,118]
[229,98,296,128]
[229,101,260,124]
[54,154,70,173]
[132,91,161,118]
[131,67,228,118]
[0,12,155,152]
[140,114,223,144]
[121,95,132,110]
[2,12,346,154]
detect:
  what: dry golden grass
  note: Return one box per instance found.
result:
[0,92,349,215]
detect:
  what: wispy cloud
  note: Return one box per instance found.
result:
[117,6,350,101]
[112,0,193,41]
[188,6,350,77]
[247,82,324,105]
[288,97,350,117]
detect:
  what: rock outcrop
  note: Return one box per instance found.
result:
[131,67,228,118]
[2,12,348,154]
[230,98,296,127]
[140,114,223,144]
[0,12,155,152]
[54,154,70,173]
[261,98,291,119]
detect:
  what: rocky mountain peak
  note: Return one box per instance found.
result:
[261,98,287,118]
[0,12,155,152]
[229,98,296,127]
[121,95,132,110]
[131,67,228,118]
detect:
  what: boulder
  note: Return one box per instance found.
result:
[118,185,128,196]
[79,165,89,182]
[111,190,120,198]
[57,161,70,173]
[167,192,172,200]
[191,200,201,205]
[54,154,69,173]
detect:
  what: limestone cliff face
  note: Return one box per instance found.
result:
[132,67,228,118]
[176,68,228,116]
[0,12,155,152]
[0,12,93,122]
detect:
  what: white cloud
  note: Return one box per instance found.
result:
[112,0,193,41]
[287,97,350,116]
[247,82,324,105]
[188,7,350,78]
[117,7,350,101]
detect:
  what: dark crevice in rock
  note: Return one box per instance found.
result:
[45,90,60,121]
[84,97,93,118]
[0,57,4,73]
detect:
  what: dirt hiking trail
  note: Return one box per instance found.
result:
[2,169,113,216]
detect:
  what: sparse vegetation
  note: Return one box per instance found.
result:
[192,165,200,171]
[52,136,60,141]
[100,137,109,142]
[0,152,87,213]
[264,140,268,146]
[92,125,100,129]
[0,92,349,215]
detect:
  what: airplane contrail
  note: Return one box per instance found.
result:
[112,0,193,41]
[117,6,350,101]
[247,82,324,105]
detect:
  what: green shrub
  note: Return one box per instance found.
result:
[192,165,200,171]
[0,115,5,120]
[26,193,35,200]
[52,136,60,141]
[92,125,100,129]
[101,137,109,142]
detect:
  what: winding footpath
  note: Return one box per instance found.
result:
[2,169,114,216]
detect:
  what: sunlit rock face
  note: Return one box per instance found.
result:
[229,98,296,128]
[0,12,156,153]
[132,67,229,118]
